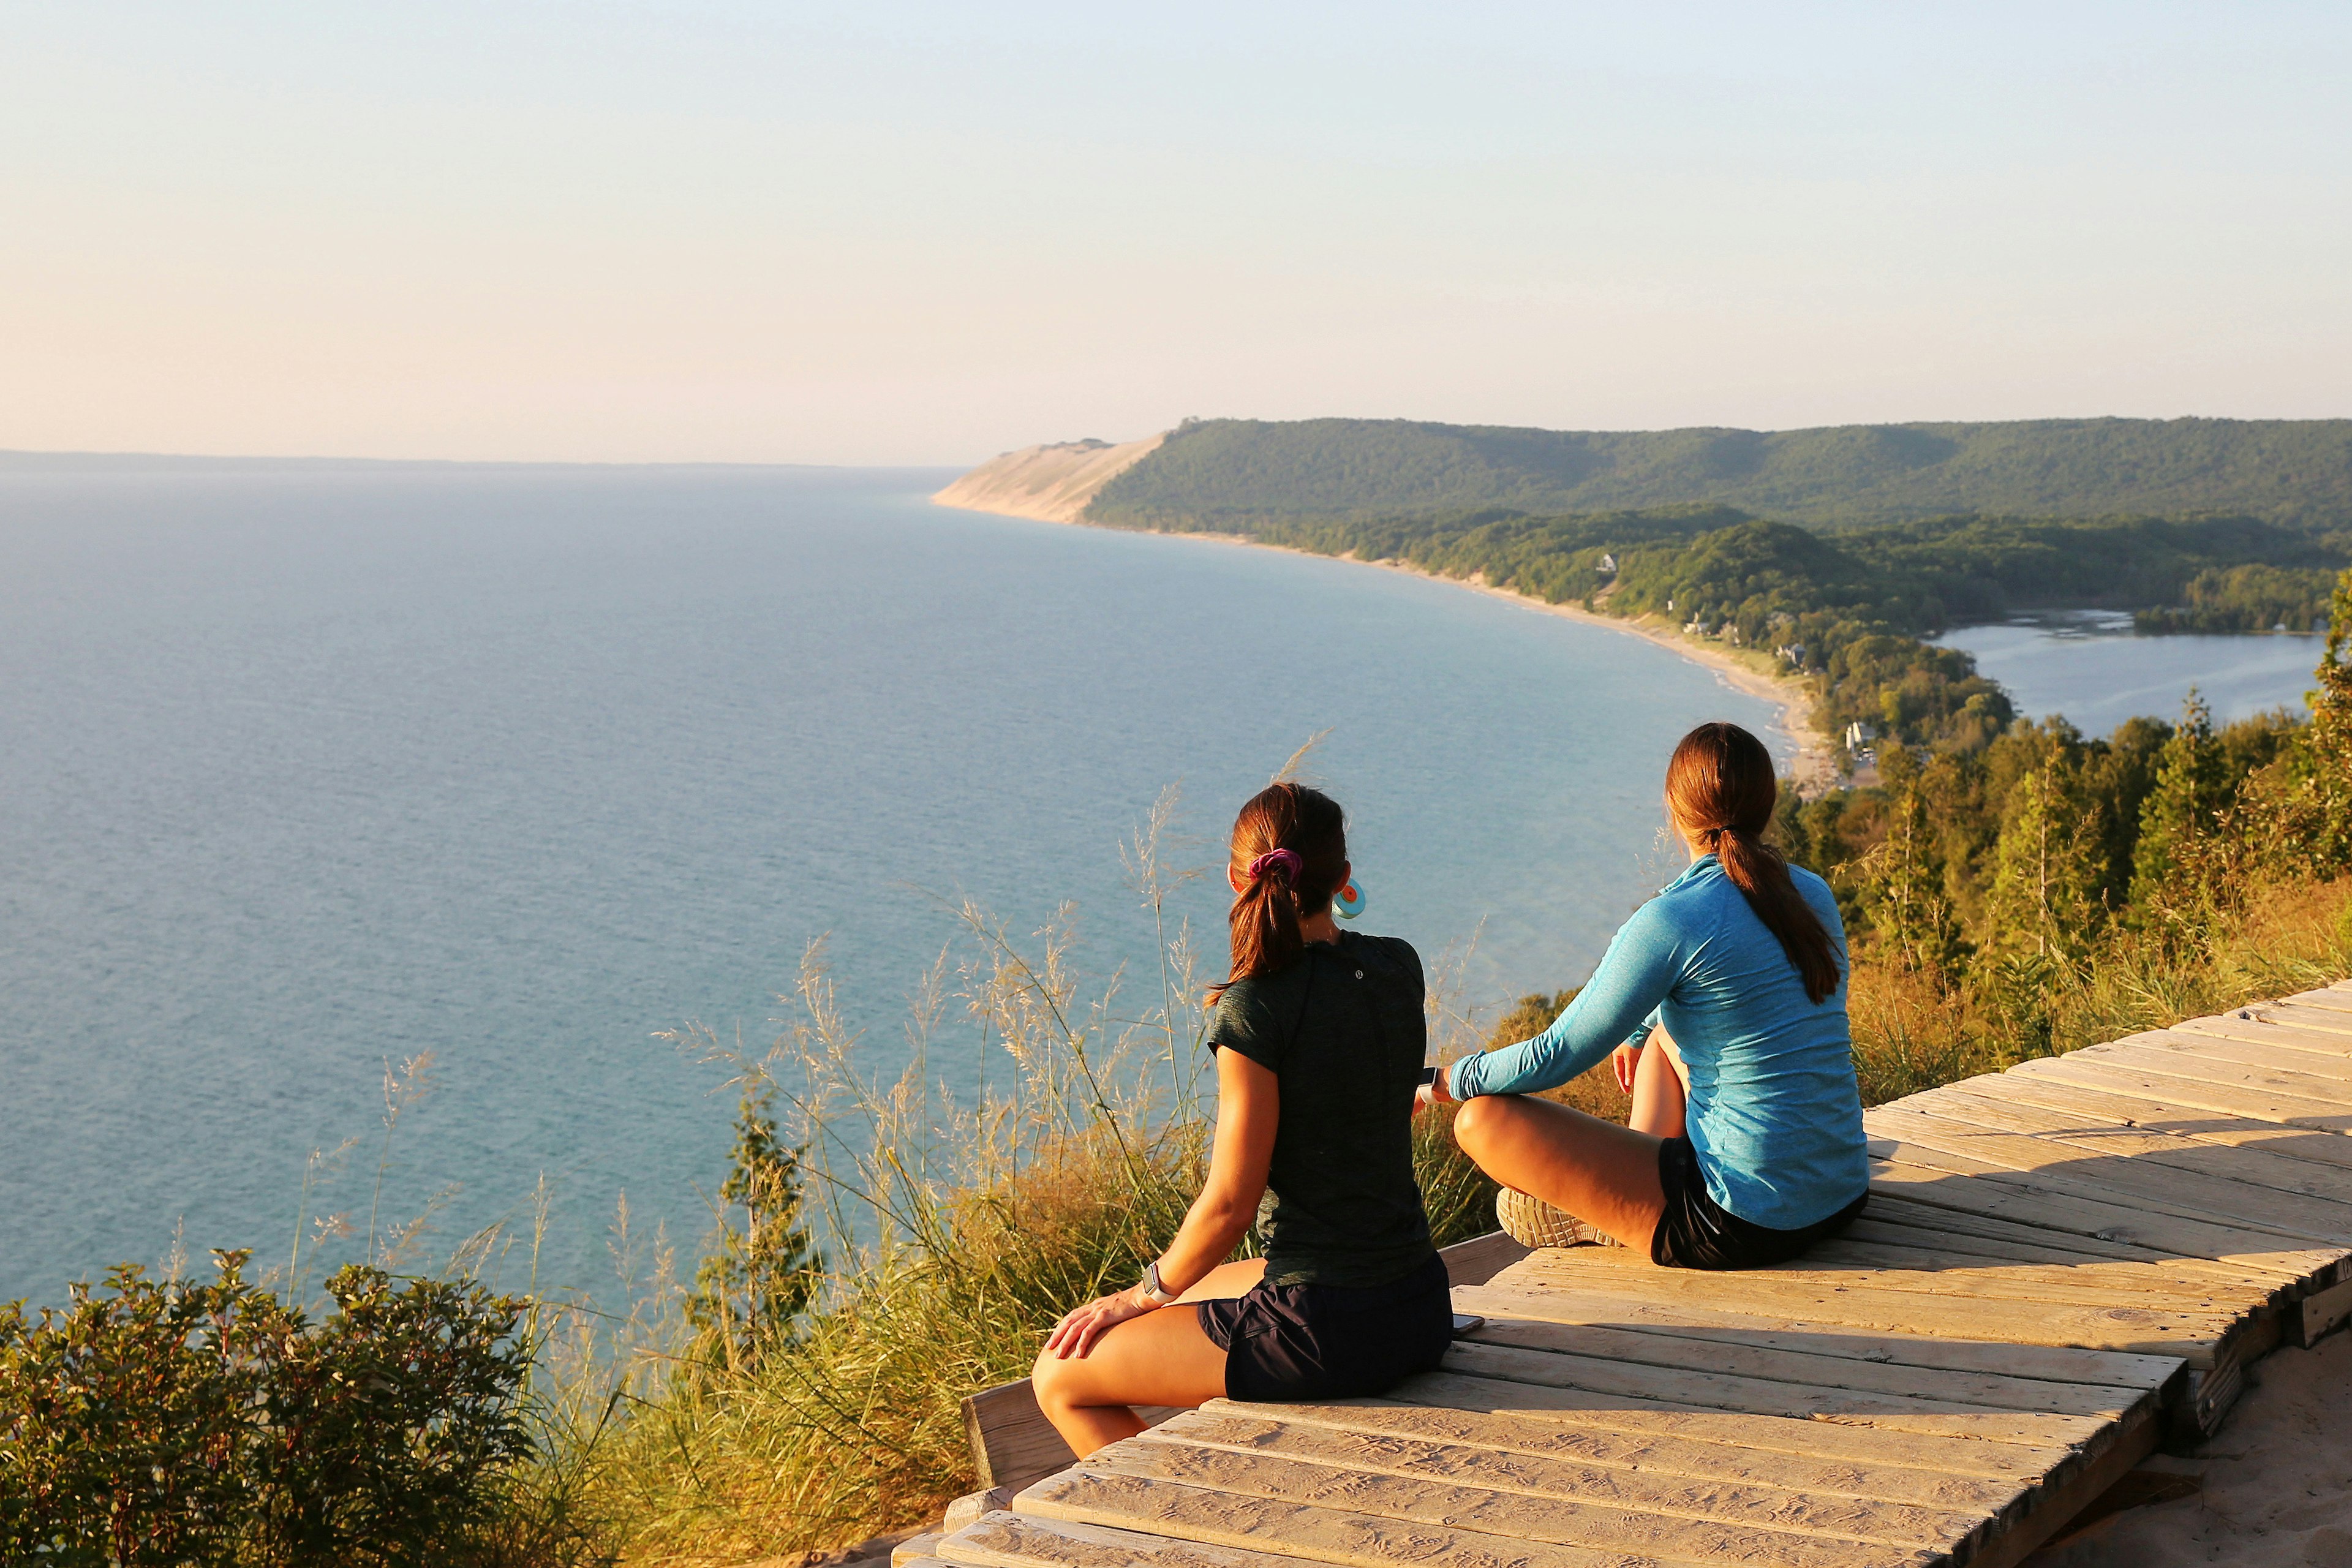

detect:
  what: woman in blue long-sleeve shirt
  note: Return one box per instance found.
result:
[1424,722,1869,1269]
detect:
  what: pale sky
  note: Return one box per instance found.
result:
[4,2,2348,465]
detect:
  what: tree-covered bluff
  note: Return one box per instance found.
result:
[1090,415,2352,531]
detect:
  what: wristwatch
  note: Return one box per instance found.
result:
[1136,1259,1177,1306]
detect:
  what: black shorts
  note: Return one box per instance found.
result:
[1196,1251,1453,1401]
[1651,1136,1866,1270]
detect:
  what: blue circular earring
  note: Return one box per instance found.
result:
[1333,878,1367,920]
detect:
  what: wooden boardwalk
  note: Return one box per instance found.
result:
[929,983,2352,1568]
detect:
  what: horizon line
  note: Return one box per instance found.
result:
[9,410,2352,473]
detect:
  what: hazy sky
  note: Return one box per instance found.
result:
[4,2,2348,464]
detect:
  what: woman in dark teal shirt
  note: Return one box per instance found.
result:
[1030,783,1450,1457]
[1427,723,1869,1269]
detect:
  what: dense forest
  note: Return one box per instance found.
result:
[1090,416,2352,531]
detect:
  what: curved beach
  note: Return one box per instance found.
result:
[931,443,1835,791]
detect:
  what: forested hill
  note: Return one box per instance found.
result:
[1085,417,2352,530]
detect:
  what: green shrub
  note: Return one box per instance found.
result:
[1,1251,532,1565]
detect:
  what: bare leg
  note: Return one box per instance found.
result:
[1453,1095,1665,1254]
[1031,1259,1262,1458]
[1630,1027,1689,1139]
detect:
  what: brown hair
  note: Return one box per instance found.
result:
[1665,722,1842,1005]
[1215,783,1347,997]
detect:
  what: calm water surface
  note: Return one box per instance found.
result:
[1936,611,2321,737]
[0,461,1785,1304]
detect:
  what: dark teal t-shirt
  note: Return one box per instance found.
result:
[1207,932,1436,1288]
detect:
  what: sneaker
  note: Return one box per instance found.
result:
[1495,1185,1621,1248]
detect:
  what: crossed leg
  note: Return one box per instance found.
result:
[1030,1258,1263,1458]
[1452,1027,1692,1256]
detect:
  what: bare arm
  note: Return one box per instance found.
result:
[1044,1046,1278,1356]
[1156,1046,1278,1294]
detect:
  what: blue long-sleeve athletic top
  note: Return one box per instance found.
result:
[1450,854,1869,1231]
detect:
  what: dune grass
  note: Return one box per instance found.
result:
[1843,873,2352,1106]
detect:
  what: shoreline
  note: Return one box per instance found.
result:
[931,497,1839,793]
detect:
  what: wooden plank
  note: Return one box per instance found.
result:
[2218,1001,2352,1036]
[2285,987,2352,1012]
[1015,1464,1844,1568]
[1453,1314,2151,1417]
[1515,1201,2273,1312]
[2299,1275,2352,1347]
[2185,1359,2245,1438]
[1869,1151,2342,1275]
[2174,1014,2352,1056]
[1838,1213,2150,1268]
[1490,1217,2274,1300]
[1869,1110,2352,1243]
[1855,1189,2302,1276]
[1866,1106,2352,1245]
[941,1510,1308,1568]
[2019,1051,2352,1128]
[1082,1432,1953,1567]
[1375,1373,2076,1471]
[2143,1028,2352,1081]
[2058,1040,2352,1113]
[1977,1072,2352,1173]
[1441,1338,2124,1444]
[1204,1398,2038,1510]
[1839,1212,2271,1291]
[1905,1085,2352,1209]
[1451,1282,2185,1392]
[1498,1228,2252,1321]
[1793,1235,2276,1310]
[1501,1238,2239,1363]
[1961,1409,2161,1568]
[1359,1379,2159,1568]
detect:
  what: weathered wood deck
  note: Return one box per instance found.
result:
[931,983,2352,1568]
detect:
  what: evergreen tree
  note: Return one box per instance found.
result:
[2129,691,2229,914]
[1986,755,2105,966]
[687,1083,821,1374]
[2299,566,2352,870]
[1860,783,1964,977]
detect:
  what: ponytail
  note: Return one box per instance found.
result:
[1214,784,1347,999]
[1667,723,1843,1005]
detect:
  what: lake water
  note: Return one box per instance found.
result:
[0,461,1784,1306]
[1936,611,2323,738]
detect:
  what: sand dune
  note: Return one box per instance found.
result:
[932,433,1163,524]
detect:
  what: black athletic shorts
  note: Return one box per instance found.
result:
[1651,1136,1867,1270]
[1196,1251,1453,1401]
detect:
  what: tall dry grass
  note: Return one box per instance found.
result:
[1845,875,2352,1105]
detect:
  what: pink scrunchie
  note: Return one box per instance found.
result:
[1247,848,1303,885]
